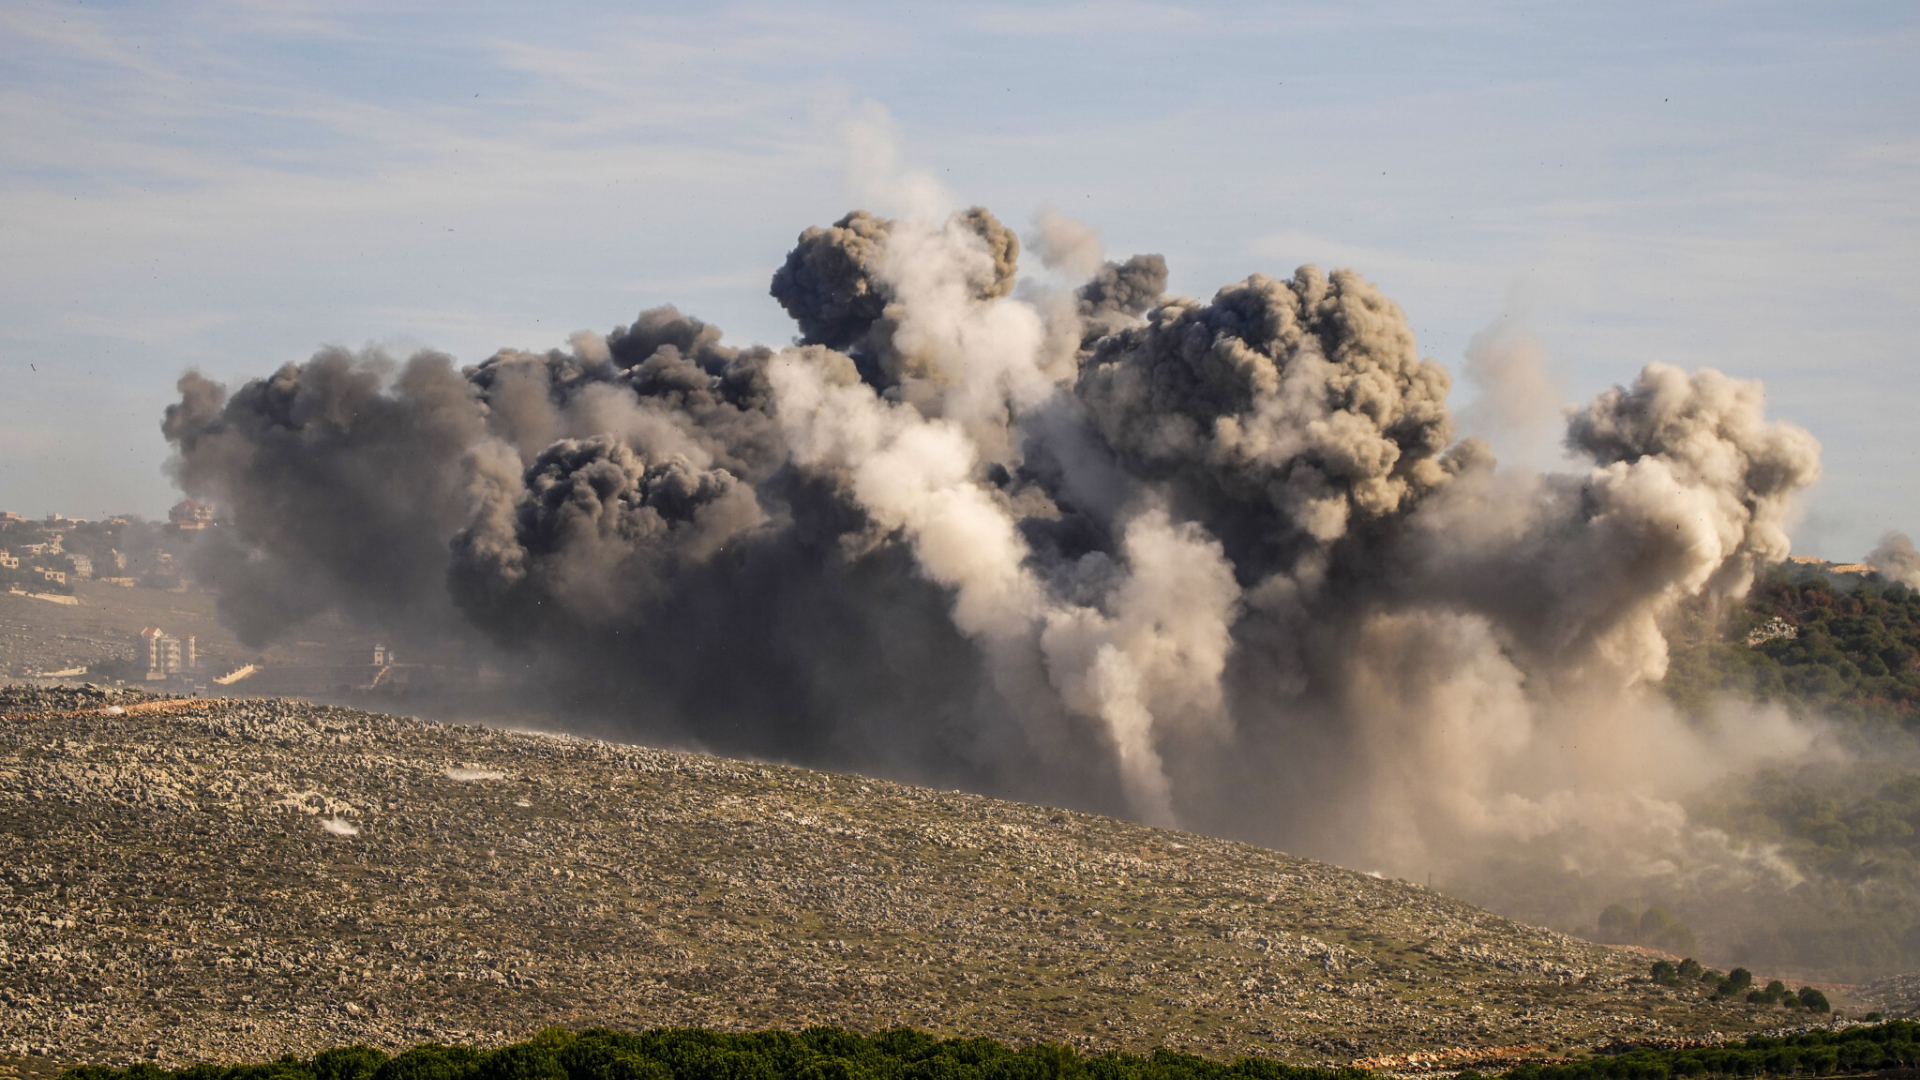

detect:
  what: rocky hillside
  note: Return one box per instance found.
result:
[0,688,1789,1073]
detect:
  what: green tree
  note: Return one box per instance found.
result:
[1598,904,1637,942]
[314,1049,389,1080]
[374,1045,480,1080]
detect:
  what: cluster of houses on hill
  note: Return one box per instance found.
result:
[0,502,216,595]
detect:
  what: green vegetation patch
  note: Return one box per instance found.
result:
[57,1029,1371,1080]
[1664,574,1920,725]
[1475,1019,1919,1080]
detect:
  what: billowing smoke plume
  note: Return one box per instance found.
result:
[1871,531,1920,589]
[163,203,1824,926]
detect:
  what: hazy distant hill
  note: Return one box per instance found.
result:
[0,687,1794,1074]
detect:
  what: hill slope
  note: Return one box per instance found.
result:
[0,688,1783,1070]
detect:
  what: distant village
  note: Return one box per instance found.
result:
[1,504,465,698]
[0,501,216,687]
[0,499,215,596]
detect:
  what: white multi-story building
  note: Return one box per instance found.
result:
[138,627,197,679]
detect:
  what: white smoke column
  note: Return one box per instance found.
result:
[770,212,1245,826]
[767,352,1044,643]
[1040,506,1240,826]
[766,344,1075,779]
[771,349,1237,826]
[876,214,1058,424]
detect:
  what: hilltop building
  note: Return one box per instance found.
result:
[169,500,214,530]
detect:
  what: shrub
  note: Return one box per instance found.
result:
[475,1045,567,1080]
[374,1045,481,1080]
[315,1049,390,1080]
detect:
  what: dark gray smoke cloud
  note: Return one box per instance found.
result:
[1075,254,1168,340]
[164,204,1825,953]
[770,211,893,351]
[162,349,486,644]
[1076,266,1455,571]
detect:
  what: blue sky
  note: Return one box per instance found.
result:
[1,0,1915,557]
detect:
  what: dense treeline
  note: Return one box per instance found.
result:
[57,1027,1372,1080]
[58,1023,1920,1080]
[1642,960,1828,1013]
[1474,1020,1920,1080]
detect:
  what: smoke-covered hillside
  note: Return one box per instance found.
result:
[161,205,1812,868]
[156,203,1843,972]
[0,687,1798,1071]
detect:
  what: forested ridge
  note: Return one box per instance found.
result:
[1665,570,1920,725]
